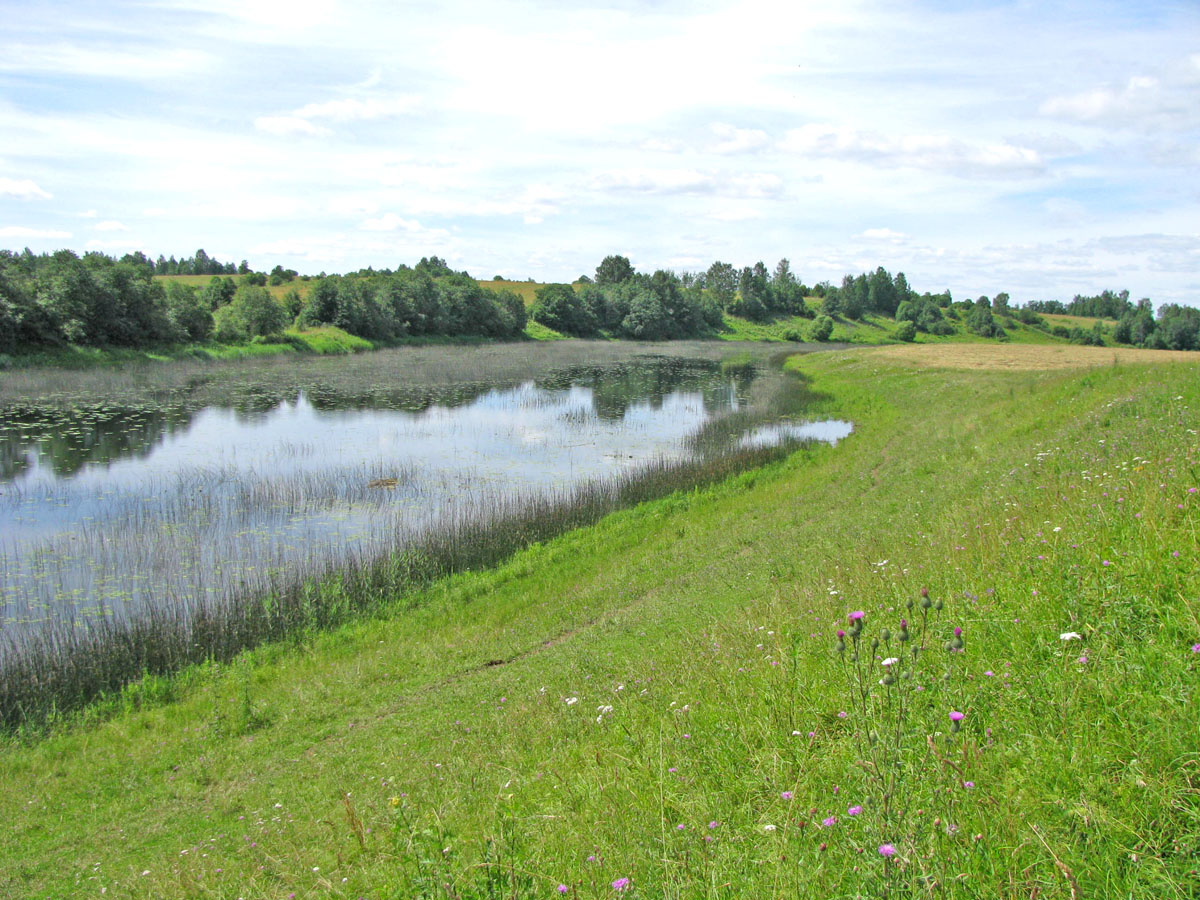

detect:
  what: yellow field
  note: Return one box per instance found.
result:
[477,279,544,306]
[153,274,309,301]
[1041,311,1105,329]
[856,342,1200,371]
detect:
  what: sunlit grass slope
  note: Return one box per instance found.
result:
[2,344,1198,899]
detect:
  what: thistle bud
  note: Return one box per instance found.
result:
[906,598,914,611]
[871,638,880,651]
[920,594,932,610]
[934,599,944,611]
[882,673,896,686]
[836,640,846,654]
[868,729,879,746]
[880,628,891,642]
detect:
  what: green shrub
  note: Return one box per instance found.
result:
[894,320,916,342]
[810,315,834,342]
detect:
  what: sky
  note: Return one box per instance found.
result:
[1,0,1197,305]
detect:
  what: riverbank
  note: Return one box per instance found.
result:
[2,344,1197,898]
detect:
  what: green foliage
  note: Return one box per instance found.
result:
[213,285,287,341]
[4,355,1198,898]
[810,314,834,341]
[894,320,916,342]
[531,283,597,336]
[594,254,635,285]
[163,281,213,341]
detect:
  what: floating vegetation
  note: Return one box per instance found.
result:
[0,342,848,731]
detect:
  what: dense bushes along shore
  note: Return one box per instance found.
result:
[3,247,1195,354]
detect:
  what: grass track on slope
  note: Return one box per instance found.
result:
[2,344,1198,899]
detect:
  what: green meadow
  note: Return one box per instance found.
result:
[2,344,1198,899]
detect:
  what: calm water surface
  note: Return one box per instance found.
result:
[0,346,850,632]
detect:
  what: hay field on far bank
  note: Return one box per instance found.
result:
[859,341,1200,371]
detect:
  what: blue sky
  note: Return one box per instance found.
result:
[1,0,1197,305]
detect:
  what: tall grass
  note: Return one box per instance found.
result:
[0,344,838,732]
[1,347,1198,899]
[0,434,817,732]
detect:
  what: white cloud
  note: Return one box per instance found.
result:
[0,43,209,80]
[93,220,129,232]
[591,169,783,198]
[0,177,51,200]
[711,123,769,155]
[1040,69,1200,131]
[707,205,765,222]
[293,96,418,122]
[85,238,147,251]
[860,228,907,241]
[0,226,71,239]
[359,213,425,232]
[254,116,331,137]
[780,125,1044,179]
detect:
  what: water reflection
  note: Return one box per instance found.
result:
[0,354,849,633]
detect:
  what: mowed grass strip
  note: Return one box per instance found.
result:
[2,344,1198,899]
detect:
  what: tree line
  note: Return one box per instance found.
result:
[0,251,526,352]
[1026,289,1199,351]
[2,247,1195,354]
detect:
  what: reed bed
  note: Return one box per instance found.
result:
[0,436,814,731]
[0,343,841,732]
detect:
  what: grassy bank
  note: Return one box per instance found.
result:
[2,325,374,369]
[2,345,1198,899]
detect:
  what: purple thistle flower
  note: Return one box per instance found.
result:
[822,816,837,827]
[848,611,865,621]
[949,710,965,722]
[1191,643,1200,653]
[611,877,631,892]
[708,821,719,829]
[847,805,863,816]
[781,791,793,800]
[836,629,846,639]
[953,626,962,637]
[878,843,897,858]
[558,886,569,894]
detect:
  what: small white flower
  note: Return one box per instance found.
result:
[1059,632,1082,641]
[565,697,578,705]
[881,657,899,667]
[763,824,777,832]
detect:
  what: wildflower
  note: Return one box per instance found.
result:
[558,886,569,894]
[781,791,794,800]
[1078,655,1088,664]
[837,711,847,719]
[848,611,865,621]
[847,805,863,816]
[1191,643,1200,653]
[881,657,899,667]
[708,821,719,829]
[949,711,965,721]
[1059,632,1082,641]
[611,877,631,892]
[763,824,777,832]
[963,781,975,789]
[565,697,579,706]
[878,843,897,858]
[822,816,837,827]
